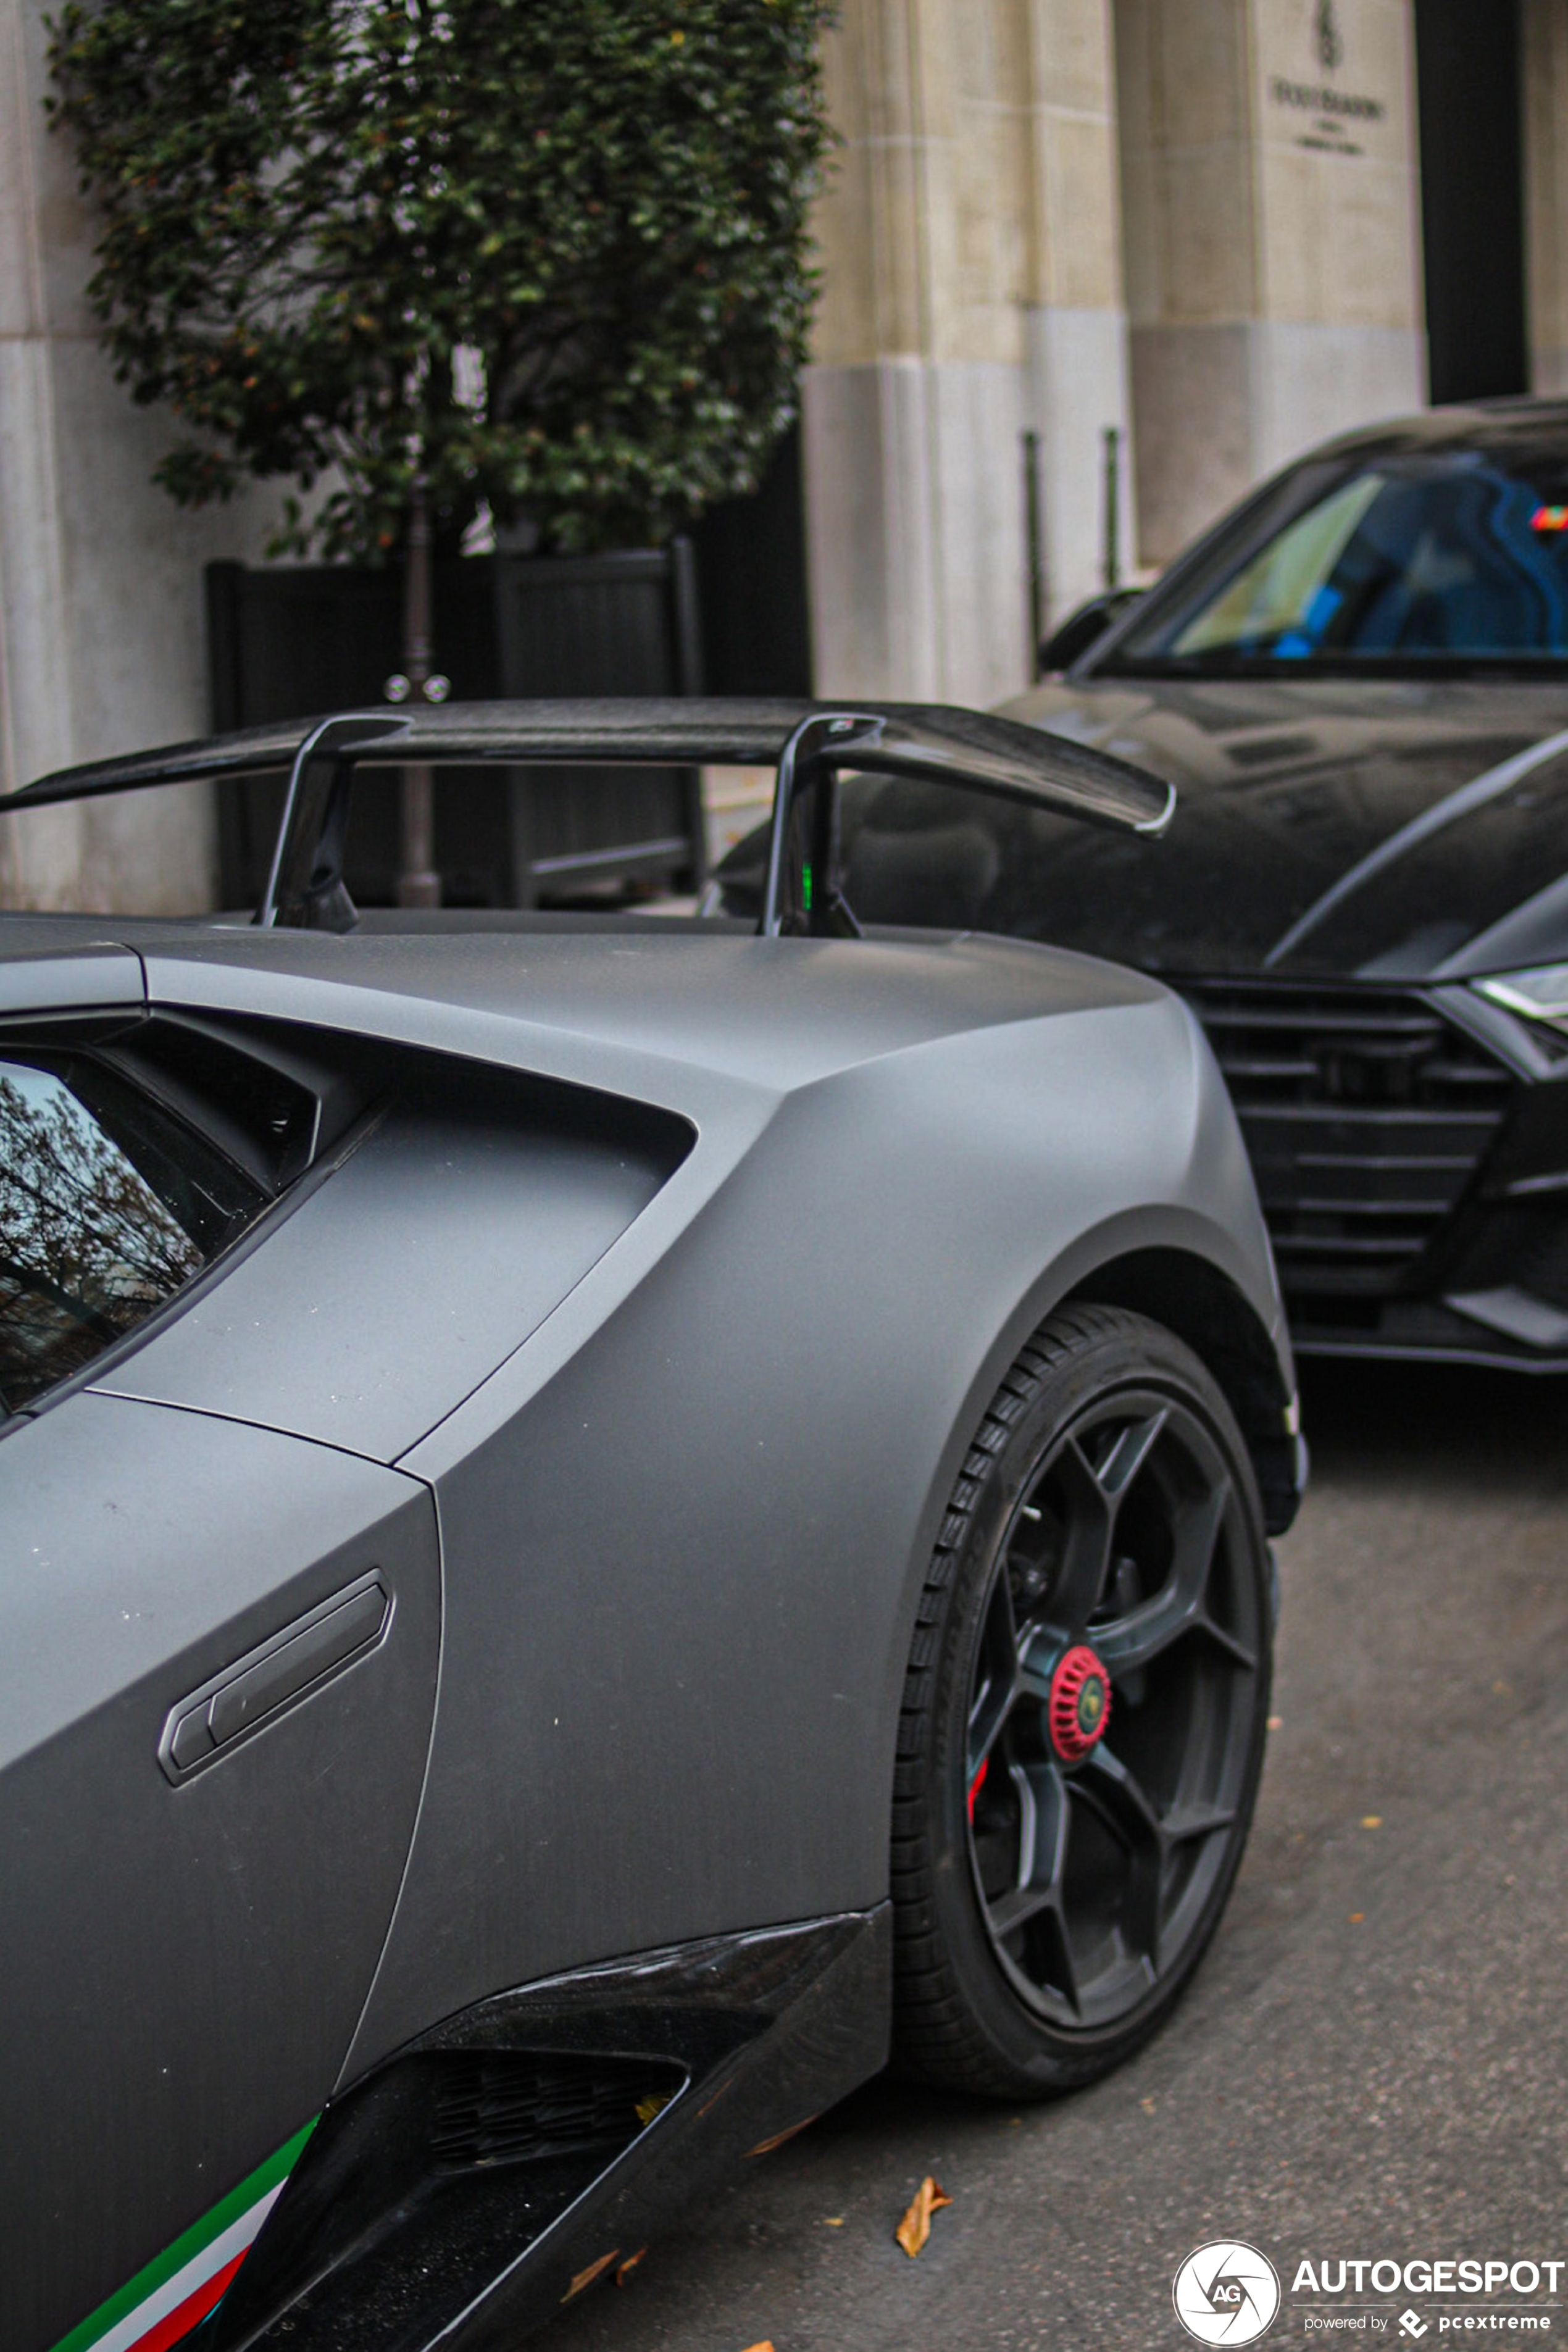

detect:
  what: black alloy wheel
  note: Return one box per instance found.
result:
[891,1304,1273,2096]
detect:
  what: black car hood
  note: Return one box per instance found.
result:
[983,675,1568,980]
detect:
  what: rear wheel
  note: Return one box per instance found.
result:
[891,1304,1272,2097]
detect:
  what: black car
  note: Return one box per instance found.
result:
[717,400,1568,1372]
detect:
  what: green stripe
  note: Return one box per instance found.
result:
[51,2118,318,2352]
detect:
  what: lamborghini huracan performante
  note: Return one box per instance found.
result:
[0,701,1301,2352]
[717,404,1568,1370]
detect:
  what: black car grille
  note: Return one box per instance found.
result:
[1180,981,1516,1303]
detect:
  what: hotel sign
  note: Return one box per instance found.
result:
[1268,1,1388,157]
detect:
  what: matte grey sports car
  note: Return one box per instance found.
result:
[0,701,1300,2352]
[717,402,1568,1372]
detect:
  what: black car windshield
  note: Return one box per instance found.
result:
[1107,447,1568,670]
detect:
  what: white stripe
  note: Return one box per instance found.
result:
[88,2181,284,2352]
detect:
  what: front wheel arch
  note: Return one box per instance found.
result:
[1065,1245,1301,1537]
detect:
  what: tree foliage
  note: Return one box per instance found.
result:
[47,0,835,557]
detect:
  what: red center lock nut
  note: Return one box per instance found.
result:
[1047,1644,1112,1764]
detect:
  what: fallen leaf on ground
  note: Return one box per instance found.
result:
[896,2176,953,2258]
[740,2342,777,2351]
[635,2093,671,2127]
[561,2250,619,2303]
[615,2249,647,2285]
[1349,1912,1365,1924]
[1361,1815,1382,1829]
[822,2216,844,2227]
[746,2114,817,2158]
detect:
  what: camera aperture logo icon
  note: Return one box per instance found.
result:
[1173,2241,1282,2345]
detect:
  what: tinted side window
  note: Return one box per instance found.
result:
[0,1056,264,1412]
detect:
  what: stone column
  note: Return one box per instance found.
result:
[802,0,1132,704]
[1523,0,1568,395]
[1116,0,1425,567]
[1022,0,1138,622]
[0,0,270,909]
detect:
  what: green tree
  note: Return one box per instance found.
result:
[47,0,834,567]
[48,0,833,897]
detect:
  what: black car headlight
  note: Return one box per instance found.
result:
[1473,964,1568,1032]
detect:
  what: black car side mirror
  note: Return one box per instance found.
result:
[1038,586,1146,677]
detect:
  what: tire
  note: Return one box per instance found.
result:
[891,1303,1272,2098]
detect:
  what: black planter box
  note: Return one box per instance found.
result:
[206,546,706,910]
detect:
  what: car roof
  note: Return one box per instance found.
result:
[1304,394,1568,465]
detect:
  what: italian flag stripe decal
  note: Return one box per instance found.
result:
[50,2119,317,2352]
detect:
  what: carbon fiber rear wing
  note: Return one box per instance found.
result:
[1,697,1173,934]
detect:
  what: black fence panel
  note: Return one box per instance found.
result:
[691,422,812,699]
[491,545,704,906]
[205,548,706,910]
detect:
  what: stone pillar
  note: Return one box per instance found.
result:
[1523,0,1568,395]
[1022,0,1138,622]
[802,0,1132,704]
[0,0,270,910]
[1116,0,1425,567]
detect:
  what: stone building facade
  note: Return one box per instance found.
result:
[3,0,1568,901]
[803,0,1568,703]
[0,0,273,907]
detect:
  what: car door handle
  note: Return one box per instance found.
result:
[161,1573,390,1781]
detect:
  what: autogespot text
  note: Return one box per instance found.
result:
[1293,2264,1564,2295]
[1293,2261,1562,2333]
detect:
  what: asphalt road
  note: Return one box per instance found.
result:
[547,1360,1568,2352]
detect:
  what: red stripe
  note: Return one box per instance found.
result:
[126,2249,248,2352]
